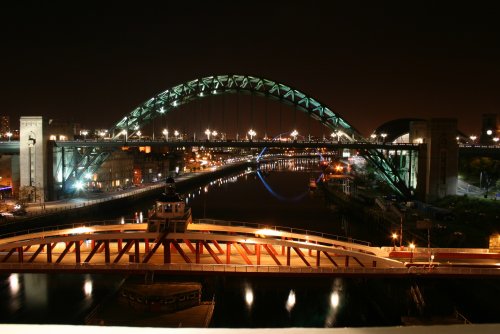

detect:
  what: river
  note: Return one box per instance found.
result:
[0,158,499,327]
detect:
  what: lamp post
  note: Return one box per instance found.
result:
[392,233,398,250]
[470,135,477,144]
[370,133,377,142]
[174,130,179,140]
[291,130,298,141]
[162,129,169,141]
[493,137,499,145]
[137,131,142,140]
[248,129,256,141]
[205,129,211,140]
[380,133,387,143]
[6,132,12,141]
[121,129,127,142]
[212,130,218,140]
[81,130,88,140]
[409,243,415,263]
[429,254,435,270]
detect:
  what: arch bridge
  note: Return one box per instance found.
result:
[56,75,413,198]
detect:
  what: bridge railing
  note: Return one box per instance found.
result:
[0,218,141,240]
[192,218,372,246]
[0,262,499,276]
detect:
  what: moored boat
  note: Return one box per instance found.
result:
[147,177,192,233]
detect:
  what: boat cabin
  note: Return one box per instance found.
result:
[147,177,192,233]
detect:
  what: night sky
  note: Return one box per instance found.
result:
[1,2,499,137]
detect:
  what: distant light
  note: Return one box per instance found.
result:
[486,130,493,136]
[84,172,92,180]
[74,181,84,190]
[158,107,165,113]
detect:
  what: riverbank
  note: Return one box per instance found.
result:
[0,160,254,232]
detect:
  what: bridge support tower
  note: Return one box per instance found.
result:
[411,118,458,201]
[19,116,49,203]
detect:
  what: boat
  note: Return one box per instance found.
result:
[147,177,192,233]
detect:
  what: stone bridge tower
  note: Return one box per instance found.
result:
[19,116,49,203]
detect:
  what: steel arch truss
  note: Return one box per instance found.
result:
[109,74,360,141]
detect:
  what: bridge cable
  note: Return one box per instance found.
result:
[265,96,268,139]
[236,92,240,140]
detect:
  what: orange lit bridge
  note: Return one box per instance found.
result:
[1,219,499,277]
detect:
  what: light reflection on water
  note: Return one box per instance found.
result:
[0,273,123,324]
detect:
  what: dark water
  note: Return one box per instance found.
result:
[1,158,499,326]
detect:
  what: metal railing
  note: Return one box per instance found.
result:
[192,218,372,246]
[0,262,498,276]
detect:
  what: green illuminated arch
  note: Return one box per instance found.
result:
[70,75,411,198]
[109,74,360,140]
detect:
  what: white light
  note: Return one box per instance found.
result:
[285,289,296,312]
[69,226,93,234]
[256,228,282,237]
[84,172,92,180]
[245,288,254,307]
[120,217,125,225]
[487,130,493,136]
[74,181,84,190]
[159,107,165,113]
[330,291,339,308]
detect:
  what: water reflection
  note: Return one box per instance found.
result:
[285,290,296,313]
[244,286,254,308]
[9,273,20,295]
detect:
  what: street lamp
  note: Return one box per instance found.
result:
[409,243,415,263]
[470,135,477,144]
[81,130,88,140]
[137,131,142,140]
[248,129,256,141]
[493,137,499,145]
[205,129,211,140]
[370,133,377,142]
[6,132,12,141]
[174,130,179,140]
[212,130,218,139]
[162,129,169,141]
[391,233,398,250]
[121,129,127,141]
[486,129,493,136]
[291,130,298,141]
[380,133,387,143]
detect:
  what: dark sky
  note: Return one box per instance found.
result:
[1,1,499,136]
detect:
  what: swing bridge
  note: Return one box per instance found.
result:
[1,218,499,277]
